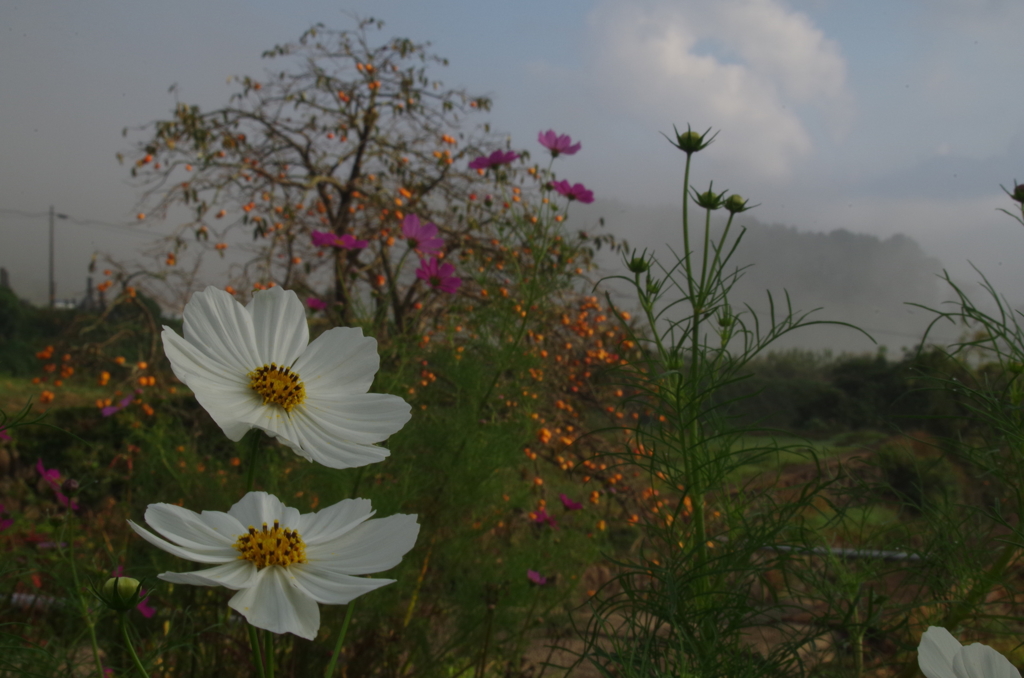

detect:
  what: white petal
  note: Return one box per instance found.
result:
[144,503,243,552]
[920,627,964,678]
[307,513,419,575]
[158,560,257,590]
[247,403,391,470]
[953,644,1021,678]
[248,287,309,367]
[163,325,265,442]
[291,564,393,604]
[227,492,302,531]
[162,327,250,387]
[300,392,412,445]
[296,498,374,546]
[228,566,320,640]
[128,520,235,564]
[181,287,262,372]
[291,327,380,396]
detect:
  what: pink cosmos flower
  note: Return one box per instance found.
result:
[101,392,136,418]
[416,257,462,294]
[311,230,368,250]
[559,493,583,511]
[550,180,594,204]
[305,297,328,312]
[538,130,581,157]
[468,149,520,170]
[35,459,79,511]
[533,509,559,529]
[0,504,13,532]
[402,215,444,255]
[527,570,548,586]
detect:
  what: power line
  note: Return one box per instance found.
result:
[0,207,164,238]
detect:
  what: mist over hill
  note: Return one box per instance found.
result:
[576,200,969,354]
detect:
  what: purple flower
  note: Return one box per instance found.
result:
[538,130,581,158]
[311,230,368,251]
[527,570,548,586]
[468,149,520,170]
[0,504,13,532]
[101,393,136,418]
[550,180,594,204]
[416,257,462,294]
[305,297,328,312]
[0,427,10,442]
[35,459,79,511]
[402,214,445,255]
[559,493,583,511]
[533,509,559,529]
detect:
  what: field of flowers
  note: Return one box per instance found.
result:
[5,18,1024,678]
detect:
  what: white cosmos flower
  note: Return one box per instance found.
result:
[162,285,411,469]
[919,626,1021,678]
[129,491,419,640]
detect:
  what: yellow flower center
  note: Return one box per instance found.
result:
[248,363,305,412]
[233,521,307,569]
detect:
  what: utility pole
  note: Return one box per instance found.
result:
[48,206,68,308]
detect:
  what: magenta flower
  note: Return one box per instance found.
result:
[550,180,594,204]
[35,459,79,511]
[0,427,10,442]
[101,392,136,418]
[533,509,559,529]
[527,570,548,586]
[468,149,520,170]
[538,130,581,158]
[559,493,583,511]
[305,297,328,312]
[0,504,13,532]
[402,215,445,255]
[416,257,462,294]
[311,230,368,250]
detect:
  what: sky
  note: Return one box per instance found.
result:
[2,0,1023,353]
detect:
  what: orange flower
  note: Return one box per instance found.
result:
[114,356,126,365]
[215,243,228,251]
[537,428,552,444]
[39,391,55,404]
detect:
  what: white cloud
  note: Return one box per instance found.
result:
[585,0,851,183]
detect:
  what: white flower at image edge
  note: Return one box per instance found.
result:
[162,285,411,469]
[129,491,419,639]
[919,626,1021,678]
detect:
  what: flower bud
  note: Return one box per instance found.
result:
[627,256,650,274]
[1013,183,1024,204]
[99,576,145,612]
[61,478,79,496]
[693,187,725,210]
[666,125,716,154]
[724,194,750,214]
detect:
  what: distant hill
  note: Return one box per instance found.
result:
[575,200,958,353]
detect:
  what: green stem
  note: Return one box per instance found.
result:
[244,430,262,492]
[119,613,149,678]
[324,602,356,678]
[265,629,276,678]
[64,528,105,678]
[248,626,266,678]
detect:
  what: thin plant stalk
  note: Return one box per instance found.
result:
[248,625,266,678]
[244,430,262,492]
[324,602,356,678]
[119,613,149,678]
